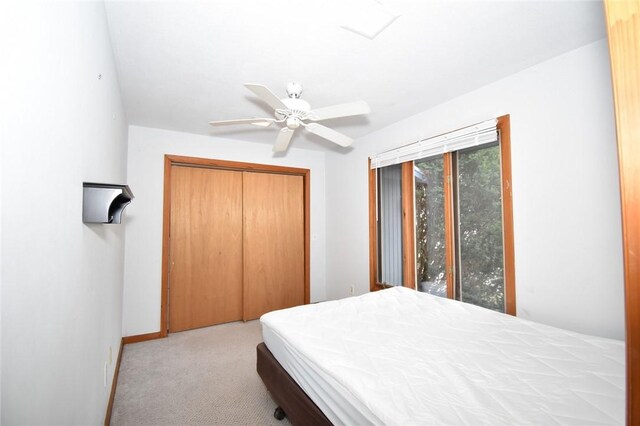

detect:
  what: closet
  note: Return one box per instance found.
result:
[161,156,309,333]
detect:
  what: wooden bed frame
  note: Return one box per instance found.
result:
[256,343,332,426]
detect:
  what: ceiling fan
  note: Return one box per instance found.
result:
[209,83,370,152]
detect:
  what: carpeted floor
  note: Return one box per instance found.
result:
[110,320,292,425]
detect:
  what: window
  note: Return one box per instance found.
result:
[414,156,446,297]
[369,115,516,315]
[454,143,505,311]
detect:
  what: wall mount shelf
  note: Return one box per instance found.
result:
[82,182,134,224]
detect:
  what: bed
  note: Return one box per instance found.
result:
[257,286,624,425]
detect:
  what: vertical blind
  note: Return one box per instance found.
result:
[370,118,498,169]
[378,164,403,286]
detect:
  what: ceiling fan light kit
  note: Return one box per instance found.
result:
[209,83,370,152]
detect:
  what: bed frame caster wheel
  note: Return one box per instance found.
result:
[274,407,286,420]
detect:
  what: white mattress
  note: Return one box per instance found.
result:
[260,287,624,426]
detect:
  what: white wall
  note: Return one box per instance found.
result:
[123,126,326,336]
[0,18,3,416]
[0,2,127,424]
[326,39,625,340]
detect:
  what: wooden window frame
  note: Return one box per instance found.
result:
[443,153,455,300]
[401,162,417,290]
[368,115,516,315]
[161,155,311,337]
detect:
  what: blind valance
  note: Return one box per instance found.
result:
[370,118,498,169]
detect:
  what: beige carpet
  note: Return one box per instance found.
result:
[111,321,292,425]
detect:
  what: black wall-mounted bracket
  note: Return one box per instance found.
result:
[82,182,134,224]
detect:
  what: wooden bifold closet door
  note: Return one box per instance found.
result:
[169,166,244,332]
[168,165,305,332]
[243,172,304,320]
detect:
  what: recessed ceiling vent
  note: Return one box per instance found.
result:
[82,182,134,224]
[341,1,401,40]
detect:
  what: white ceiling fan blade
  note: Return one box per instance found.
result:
[244,84,287,111]
[308,100,370,121]
[273,127,295,152]
[209,118,274,127]
[305,123,353,147]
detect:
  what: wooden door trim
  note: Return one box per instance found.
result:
[161,155,311,337]
[160,157,172,338]
[304,172,311,304]
[603,2,639,423]
[164,154,310,175]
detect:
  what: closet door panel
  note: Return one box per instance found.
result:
[169,166,243,332]
[243,172,304,320]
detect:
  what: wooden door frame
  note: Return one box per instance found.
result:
[160,154,311,337]
[603,2,639,423]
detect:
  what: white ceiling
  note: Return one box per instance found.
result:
[104,0,606,152]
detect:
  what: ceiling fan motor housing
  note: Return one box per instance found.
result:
[276,98,311,121]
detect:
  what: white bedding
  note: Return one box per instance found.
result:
[260,286,624,426]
